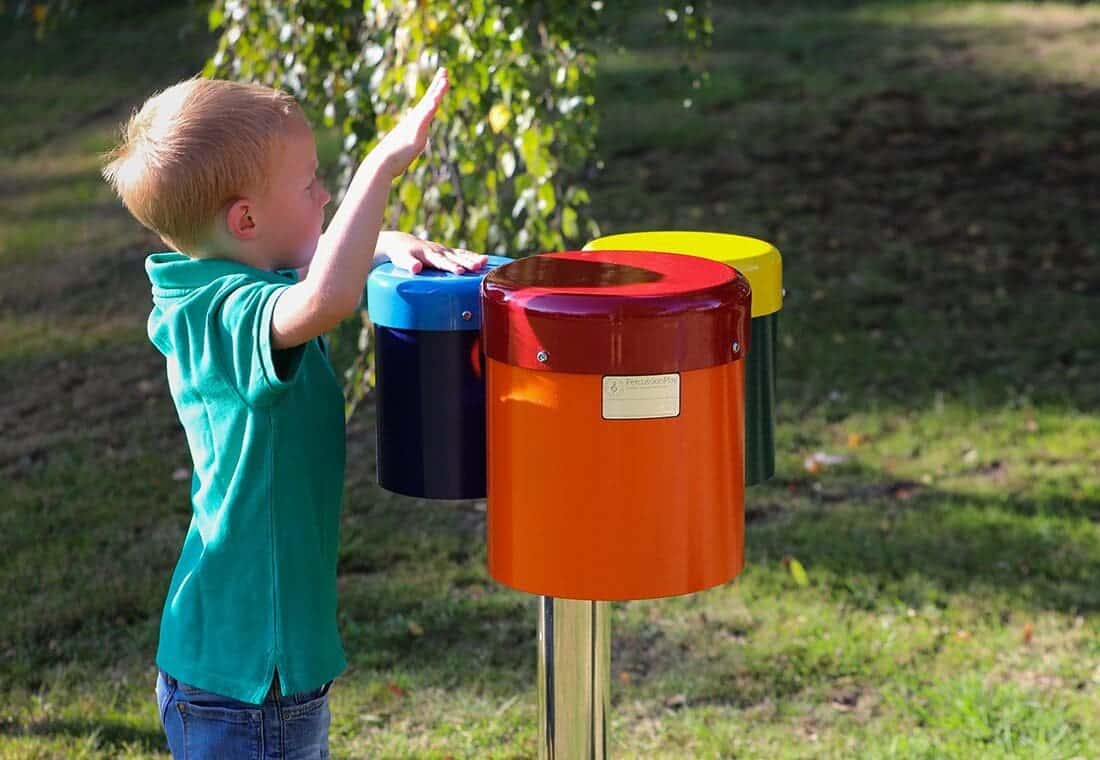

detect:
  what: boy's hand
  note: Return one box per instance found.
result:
[373,68,450,179]
[382,231,488,275]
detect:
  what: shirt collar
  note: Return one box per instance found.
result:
[146,252,298,296]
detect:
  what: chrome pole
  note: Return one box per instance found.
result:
[537,597,611,760]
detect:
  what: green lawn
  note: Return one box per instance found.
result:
[2,2,1098,758]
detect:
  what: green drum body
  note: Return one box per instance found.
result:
[745,311,778,485]
[584,231,783,485]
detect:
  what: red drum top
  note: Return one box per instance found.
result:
[481,250,752,375]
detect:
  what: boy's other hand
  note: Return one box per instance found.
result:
[374,68,450,179]
[384,231,488,275]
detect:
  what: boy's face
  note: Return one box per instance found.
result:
[258,120,330,270]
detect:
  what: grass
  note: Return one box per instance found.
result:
[2,1,1098,757]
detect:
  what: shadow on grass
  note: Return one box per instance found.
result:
[0,718,166,755]
[593,2,1100,413]
[332,491,535,692]
[747,478,1100,613]
[324,462,1099,697]
[606,473,1100,711]
[0,3,213,156]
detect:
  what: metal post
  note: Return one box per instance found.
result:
[538,597,611,760]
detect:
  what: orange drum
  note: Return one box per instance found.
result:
[481,251,752,600]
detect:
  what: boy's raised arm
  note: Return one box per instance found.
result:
[271,69,450,350]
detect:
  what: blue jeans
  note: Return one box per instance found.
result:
[156,670,331,759]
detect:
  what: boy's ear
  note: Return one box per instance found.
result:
[225,199,258,241]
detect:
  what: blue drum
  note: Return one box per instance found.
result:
[366,256,512,499]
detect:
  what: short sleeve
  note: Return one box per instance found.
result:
[211,280,306,407]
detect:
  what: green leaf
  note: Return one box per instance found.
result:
[472,214,490,250]
[536,181,556,214]
[399,181,422,212]
[208,6,225,31]
[788,558,810,587]
[518,129,544,174]
[562,206,578,240]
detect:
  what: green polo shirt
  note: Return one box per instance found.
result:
[146,252,347,704]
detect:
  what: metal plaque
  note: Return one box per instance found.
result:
[601,374,680,420]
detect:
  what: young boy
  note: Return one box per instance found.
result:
[102,68,485,758]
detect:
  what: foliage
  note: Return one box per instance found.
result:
[206,0,711,411]
[206,0,710,254]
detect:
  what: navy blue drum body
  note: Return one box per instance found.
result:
[367,256,512,499]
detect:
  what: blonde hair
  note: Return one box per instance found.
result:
[102,77,305,253]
